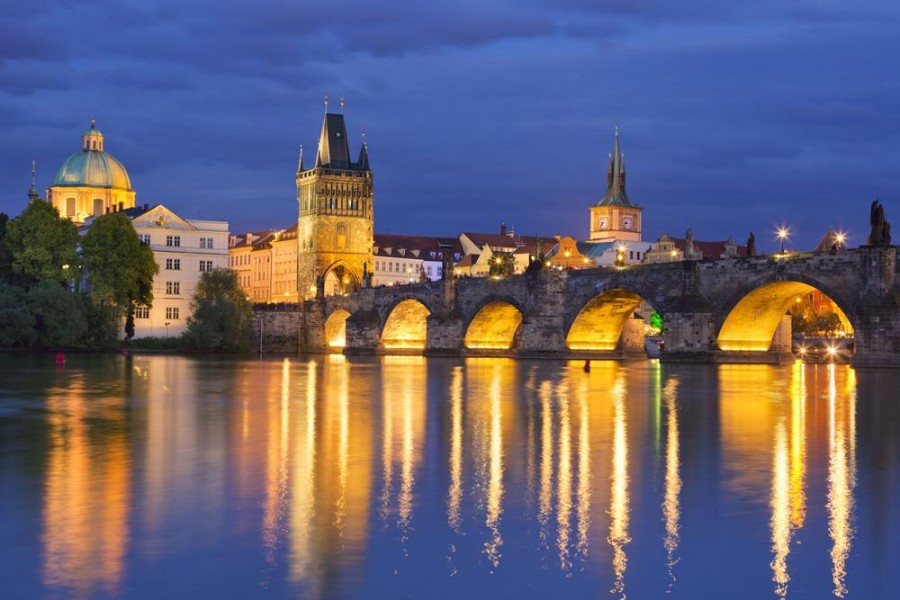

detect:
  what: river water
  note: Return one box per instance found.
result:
[0,354,897,598]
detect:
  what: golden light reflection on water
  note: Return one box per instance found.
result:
[484,363,505,568]
[289,360,317,583]
[608,374,630,597]
[448,367,464,531]
[828,363,855,598]
[42,372,130,595]
[771,418,791,597]
[662,377,681,590]
[556,379,572,571]
[380,356,427,540]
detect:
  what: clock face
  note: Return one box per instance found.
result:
[599,217,609,230]
[623,216,633,231]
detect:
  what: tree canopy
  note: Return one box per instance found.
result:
[1,201,79,286]
[184,268,253,352]
[80,212,158,339]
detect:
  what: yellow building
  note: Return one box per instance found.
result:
[271,224,299,303]
[47,119,136,225]
[589,128,642,243]
[296,110,373,299]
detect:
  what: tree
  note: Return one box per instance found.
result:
[27,280,88,348]
[2,201,79,286]
[0,281,35,347]
[183,269,253,352]
[488,252,516,277]
[80,213,158,340]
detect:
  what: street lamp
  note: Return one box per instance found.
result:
[165,322,170,339]
[564,249,570,270]
[777,227,789,254]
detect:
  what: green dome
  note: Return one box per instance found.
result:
[52,149,133,190]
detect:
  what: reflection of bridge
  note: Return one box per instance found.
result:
[256,246,899,366]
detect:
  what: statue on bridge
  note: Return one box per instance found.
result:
[746,232,756,257]
[868,199,892,247]
[362,262,372,288]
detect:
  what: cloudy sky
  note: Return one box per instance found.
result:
[2,0,898,251]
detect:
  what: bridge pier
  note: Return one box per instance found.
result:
[519,271,568,357]
[852,246,899,367]
[620,317,647,359]
[424,314,464,356]
[659,311,716,363]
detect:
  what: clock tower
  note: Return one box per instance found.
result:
[589,128,642,242]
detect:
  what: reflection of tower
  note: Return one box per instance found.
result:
[589,128,642,242]
[296,107,373,299]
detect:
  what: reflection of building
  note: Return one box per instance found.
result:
[47,119,136,225]
[83,204,229,337]
[296,110,373,299]
[589,129,642,243]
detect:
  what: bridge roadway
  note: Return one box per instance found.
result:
[255,246,900,366]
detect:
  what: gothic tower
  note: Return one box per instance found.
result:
[589,128,642,242]
[296,109,373,299]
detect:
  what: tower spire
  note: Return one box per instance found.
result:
[297,144,304,173]
[324,95,329,113]
[27,160,40,203]
[340,96,345,114]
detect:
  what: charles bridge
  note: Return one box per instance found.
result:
[254,246,899,367]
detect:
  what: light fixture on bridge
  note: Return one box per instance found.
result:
[777,226,790,254]
[834,231,847,248]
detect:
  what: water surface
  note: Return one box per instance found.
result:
[0,354,898,598]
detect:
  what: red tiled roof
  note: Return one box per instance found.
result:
[669,237,747,258]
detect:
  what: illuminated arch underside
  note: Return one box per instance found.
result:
[381,299,431,350]
[567,290,643,351]
[464,301,523,350]
[717,281,852,351]
[325,309,351,349]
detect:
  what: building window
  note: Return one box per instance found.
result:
[199,260,214,272]
[66,198,76,217]
[139,234,151,245]
[165,307,180,320]
[200,237,214,249]
[165,259,181,270]
[166,281,180,295]
[166,235,181,247]
[135,305,150,319]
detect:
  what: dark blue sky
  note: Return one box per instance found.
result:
[2,0,898,251]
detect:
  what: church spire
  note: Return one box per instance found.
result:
[296,145,304,174]
[356,129,370,171]
[27,160,41,203]
[596,127,635,207]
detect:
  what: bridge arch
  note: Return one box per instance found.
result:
[463,296,524,351]
[381,298,432,350]
[716,275,855,352]
[566,287,660,351]
[324,308,351,350]
[322,260,360,297]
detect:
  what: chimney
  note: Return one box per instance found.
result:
[499,223,507,236]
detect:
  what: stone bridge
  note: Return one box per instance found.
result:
[257,246,899,366]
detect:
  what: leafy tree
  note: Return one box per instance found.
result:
[27,280,87,347]
[2,201,79,286]
[488,252,516,277]
[184,269,253,352]
[0,281,35,347]
[0,212,11,280]
[80,299,121,350]
[80,213,158,340]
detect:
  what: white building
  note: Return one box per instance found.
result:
[119,204,229,338]
[373,233,460,287]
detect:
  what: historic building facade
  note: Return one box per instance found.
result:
[296,111,373,299]
[589,128,642,243]
[82,204,229,338]
[47,119,136,225]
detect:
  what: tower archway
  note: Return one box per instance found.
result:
[322,262,360,297]
[381,299,431,351]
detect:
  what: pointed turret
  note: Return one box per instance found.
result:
[315,113,352,169]
[356,140,370,171]
[596,127,636,207]
[296,145,304,174]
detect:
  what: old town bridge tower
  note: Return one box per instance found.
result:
[296,107,373,299]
